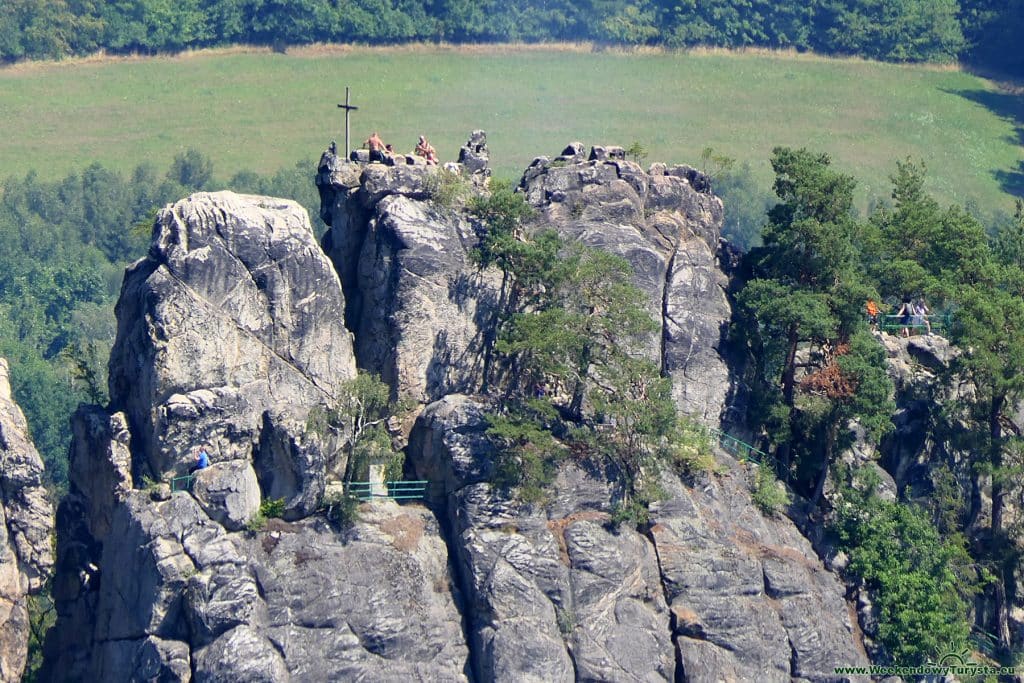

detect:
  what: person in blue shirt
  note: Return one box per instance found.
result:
[192,445,210,473]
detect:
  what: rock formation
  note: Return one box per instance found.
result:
[0,358,54,682]
[108,192,356,480]
[520,147,732,422]
[318,150,497,403]
[317,134,732,423]
[406,394,869,681]
[41,144,871,681]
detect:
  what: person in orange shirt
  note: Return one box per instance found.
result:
[866,298,880,331]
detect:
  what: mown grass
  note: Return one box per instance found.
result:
[2,45,1022,212]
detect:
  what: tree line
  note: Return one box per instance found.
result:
[1,0,1022,76]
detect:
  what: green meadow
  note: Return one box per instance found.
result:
[2,46,1022,212]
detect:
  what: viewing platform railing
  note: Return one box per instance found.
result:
[878,312,952,334]
[709,428,769,465]
[344,480,429,502]
[170,474,195,493]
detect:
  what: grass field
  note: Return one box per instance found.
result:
[2,45,1022,213]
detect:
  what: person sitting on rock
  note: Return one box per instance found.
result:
[415,135,438,165]
[365,132,386,163]
[191,445,210,473]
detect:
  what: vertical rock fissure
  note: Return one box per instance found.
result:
[661,250,677,377]
[644,526,685,682]
[416,478,479,683]
[555,543,579,680]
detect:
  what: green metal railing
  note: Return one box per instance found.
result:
[344,480,429,501]
[170,474,195,492]
[878,312,953,334]
[709,428,769,465]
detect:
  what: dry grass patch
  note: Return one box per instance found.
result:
[381,512,426,552]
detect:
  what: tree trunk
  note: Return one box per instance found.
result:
[989,393,1010,651]
[480,269,511,393]
[781,324,799,406]
[811,415,839,505]
[990,393,1006,536]
[775,324,800,481]
[569,343,593,421]
[995,568,1012,654]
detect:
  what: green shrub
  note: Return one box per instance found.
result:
[666,417,720,476]
[750,464,790,516]
[834,471,979,665]
[23,584,55,682]
[610,499,651,527]
[424,168,469,208]
[487,406,567,503]
[322,490,360,529]
[626,141,648,164]
[259,498,286,519]
[555,606,577,636]
[245,512,267,532]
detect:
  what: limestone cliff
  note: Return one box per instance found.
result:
[42,143,869,681]
[0,358,54,682]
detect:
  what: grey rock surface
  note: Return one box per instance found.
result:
[408,394,869,682]
[192,460,262,531]
[650,472,869,681]
[0,358,54,683]
[319,158,501,402]
[68,406,133,539]
[254,409,330,519]
[520,152,732,423]
[410,396,675,682]
[49,488,470,681]
[95,635,192,683]
[108,191,356,479]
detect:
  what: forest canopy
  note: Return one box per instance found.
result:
[0,0,1021,77]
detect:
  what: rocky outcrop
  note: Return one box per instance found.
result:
[651,474,868,680]
[520,151,731,423]
[408,393,869,682]
[108,191,356,479]
[318,138,733,423]
[318,145,499,403]
[45,193,469,682]
[43,144,871,681]
[0,358,54,683]
[51,487,469,681]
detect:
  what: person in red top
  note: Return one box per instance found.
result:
[865,298,880,331]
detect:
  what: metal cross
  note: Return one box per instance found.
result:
[337,87,359,158]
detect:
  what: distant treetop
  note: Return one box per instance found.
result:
[1,0,1019,77]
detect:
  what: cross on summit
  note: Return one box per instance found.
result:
[337,86,359,157]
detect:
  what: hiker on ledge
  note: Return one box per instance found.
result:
[415,135,438,165]
[191,445,210,473]
[865,298,879,331]
[365,132,386,163]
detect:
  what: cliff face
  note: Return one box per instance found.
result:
[0,358,54,682]
[108,192,356,480]
[407,394,868,681]
[43,141,868,681]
